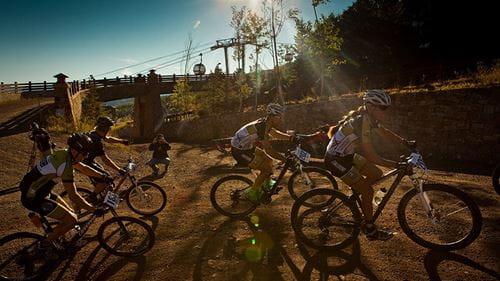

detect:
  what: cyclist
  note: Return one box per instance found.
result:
[230,103,295,203]
[20,133,111,245]
[324,89,411,241]
[83,116,129,195]
[29,122,55,158]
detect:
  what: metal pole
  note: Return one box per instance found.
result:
[224,46,229,75]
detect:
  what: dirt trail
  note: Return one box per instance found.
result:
[0,103,498,280]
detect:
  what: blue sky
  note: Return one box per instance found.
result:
[0,0,353,83]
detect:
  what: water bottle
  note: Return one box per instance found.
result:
[373,188,387,207]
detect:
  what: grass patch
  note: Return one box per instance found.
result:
[0,93,21,105]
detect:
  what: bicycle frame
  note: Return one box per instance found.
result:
[265,146,307,196]
[349,162,429,223]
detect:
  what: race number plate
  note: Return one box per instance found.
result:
[295,147,311,163]
[104,191,120,209]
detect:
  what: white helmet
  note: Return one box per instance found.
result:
[363,89,391,106]
[266,103,285,116]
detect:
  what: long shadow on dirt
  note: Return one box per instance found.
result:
[193,216,294,281]
[297,239,379,281]
[74,240,147,281]
[0,104,53,137]
[424,250,500,281]
[192,211,378,281]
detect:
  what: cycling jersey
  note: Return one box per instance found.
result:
[84,131,105,164]
[231,118,270,151]
[326,113,381,157]
[20,150,74,200]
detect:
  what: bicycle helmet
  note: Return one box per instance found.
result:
[266,103,285,116]
[363,89,391,106]
[67,133,92,153]
[95,116,115,128]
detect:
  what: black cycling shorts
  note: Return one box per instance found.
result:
[231,147,255,166]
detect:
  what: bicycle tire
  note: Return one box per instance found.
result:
[291,188,362,251]
[397,184,482,251]
[0,232,47,281]
[97,216,155,257]
[492,162,500,195]
[126,181,167,216]
[210,175,257,217]
[288,166,338,207]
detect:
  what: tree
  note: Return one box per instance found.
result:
[230,6,248,71]
[241,9,269,109]
[261,0,299,104]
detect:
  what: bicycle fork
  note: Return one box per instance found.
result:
[411,175,437,222]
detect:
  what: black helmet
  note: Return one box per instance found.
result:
[95,116,115,129]
[67,133,92,153]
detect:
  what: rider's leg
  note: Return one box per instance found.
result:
[40,199,77,242]
[248,149,273,192]
[350,178,374,221]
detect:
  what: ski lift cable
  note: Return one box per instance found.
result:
[94,41,213,78]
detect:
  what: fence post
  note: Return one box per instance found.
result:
[28,81,32,93]
[129,76,133,84]
[14,82,18,94]
[0,82,3,94]
[43,81,47,91]
[173,74,176,82]
[116,76,120,85]
[158,74,162,83]
[104,77,107,89]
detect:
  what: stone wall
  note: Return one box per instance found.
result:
[162,86,500,168]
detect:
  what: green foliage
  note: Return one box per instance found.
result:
[81,88,112,126]
[169,73,253,116]
[170,79,196,113]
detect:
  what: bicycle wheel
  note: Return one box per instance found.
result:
[492,162,500,195]
[0,232,47,281]
[288,167,339,207]
[97,216,155,257]
[210,175,257,217]
[397,184,482,251]
[126,181,167,216]
[291,189,362,250]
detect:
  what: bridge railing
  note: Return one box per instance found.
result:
[0,81,55,95]
[2,73,235,96]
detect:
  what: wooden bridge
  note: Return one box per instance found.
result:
[0,70,235,139]
[0,72,231,100]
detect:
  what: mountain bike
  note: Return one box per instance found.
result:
[492,162,500,195]
[61,159,167,217]
[210,135,339,218]
[290,145,483,251]
[0,188,155,281]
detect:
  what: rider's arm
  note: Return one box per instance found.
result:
[358,141,397,168]
[269,128,293,141]
[99,154,121,172]
[375,127,406,145]
[63,182,95,212]
[260,140,286,162]
[73,162,108,178]
[105,136,128,145]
